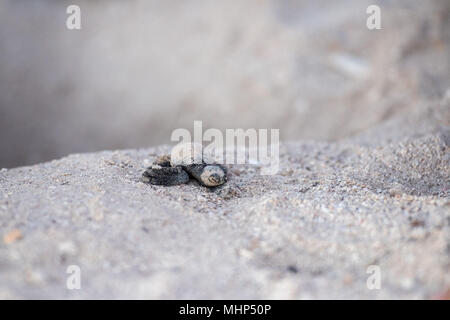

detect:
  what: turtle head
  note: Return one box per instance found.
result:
[201,165,227,187]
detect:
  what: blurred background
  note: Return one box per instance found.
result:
[0,0,449,168]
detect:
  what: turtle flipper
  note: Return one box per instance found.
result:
[142,156,189,186]
[142,166,189,186]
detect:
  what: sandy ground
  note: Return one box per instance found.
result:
[0,98,449,299]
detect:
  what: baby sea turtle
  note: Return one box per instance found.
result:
[142,143,227,187]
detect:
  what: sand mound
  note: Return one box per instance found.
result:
[0,127,448,299]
